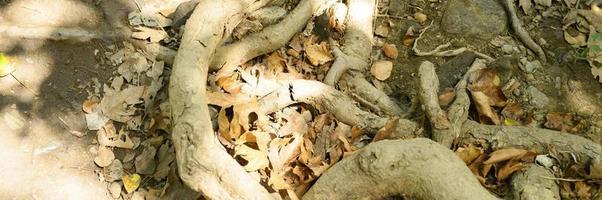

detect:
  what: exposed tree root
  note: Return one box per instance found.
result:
[258,80,421,138]
[511,164,560,200]
[168,0,273,198]
[303,138,498,200]
[323,0,405,116]
[503,0,547,62]
[211,0,328,75]
[458,120,601,165]
[417,59,601,166]
[418,61,454,147]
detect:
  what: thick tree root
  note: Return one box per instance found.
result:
[503,0,547,62]
[168,0,273,198]
[511,165,560,200]
[258,80,420,138]
[323,0,405,116]
[303,138,498,200]
[418,61,454,147]
[211,0,327,75]
[459,120,601,165]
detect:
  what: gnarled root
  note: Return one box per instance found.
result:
[303,138,499,200]
[503,0,546,62]
[510,165,560,200]
[258,79,420,138]
[323,0,405,116]
[211,0,328,75]
[168,0,273,198]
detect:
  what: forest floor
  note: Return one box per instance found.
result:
[0,0,601,199]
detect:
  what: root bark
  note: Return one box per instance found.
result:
[303,138,498,200]
[168,0,273,198]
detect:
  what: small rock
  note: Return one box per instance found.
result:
[501,45,513,54]
[535,155,554,168]
[109,182,122,199]
[374,24,390,37]
[370,61,393,81]
[520,60,541,73]
[441,0,508,39]
[94,146,115,167]
[104,160,124,182]
[527,86,549,109]
[388,0,406,16]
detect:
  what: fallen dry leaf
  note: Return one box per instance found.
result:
[266,52,286,73]
[544,112,585,133]
[496,160,525,181]
[370,60,393,81]
[414,12,427,23]
[235,144,270,171]
[470,91,501,125]
[304,42,334,66]
[94,146,115,167]
[484,148,528,164]
[382,43,399,59]
[455,144,483,164]
[501,102,524,122]
[123,173,141,193]
[82,99,98,114]
[438,88,456,107]
[372,117,399,142]
[575,181,592,199]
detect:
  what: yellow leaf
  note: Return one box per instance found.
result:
[123,173,141,193]
[503,118,521,126]
[0,53,15,77]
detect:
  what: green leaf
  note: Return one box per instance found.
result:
[0,53,15,77]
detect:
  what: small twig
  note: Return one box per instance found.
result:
[10,73,37,96]
[538,175,584,182]
[412,21,467,57]
[503,0,547,62]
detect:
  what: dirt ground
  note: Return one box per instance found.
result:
[1,0,601,199]
[0,0,133,199]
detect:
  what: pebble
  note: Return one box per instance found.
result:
[521,60,542,73]
[536,155,554,168]
[109,182,122,199]
[527,86,549,109]
[501,45,513,54]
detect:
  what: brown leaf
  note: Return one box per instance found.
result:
[217,74,242,94]
[402,27,416,47]
[470,91,501,125]
[382,43,399,59]
[501,102,524,122]
[455,144,483,164]
[370,60,393,81]
[267,52,286,73]
[575,181,591,199]
[304,42,333,66]
[218,108,232,142]
[82,99,98,113]
[544,112,584,133]
[372,117,399,142]
[350,126,363,144]
[496,160,525,181]
[468,68,507,107]
[484,148,528,164]
[438,88,455,107]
